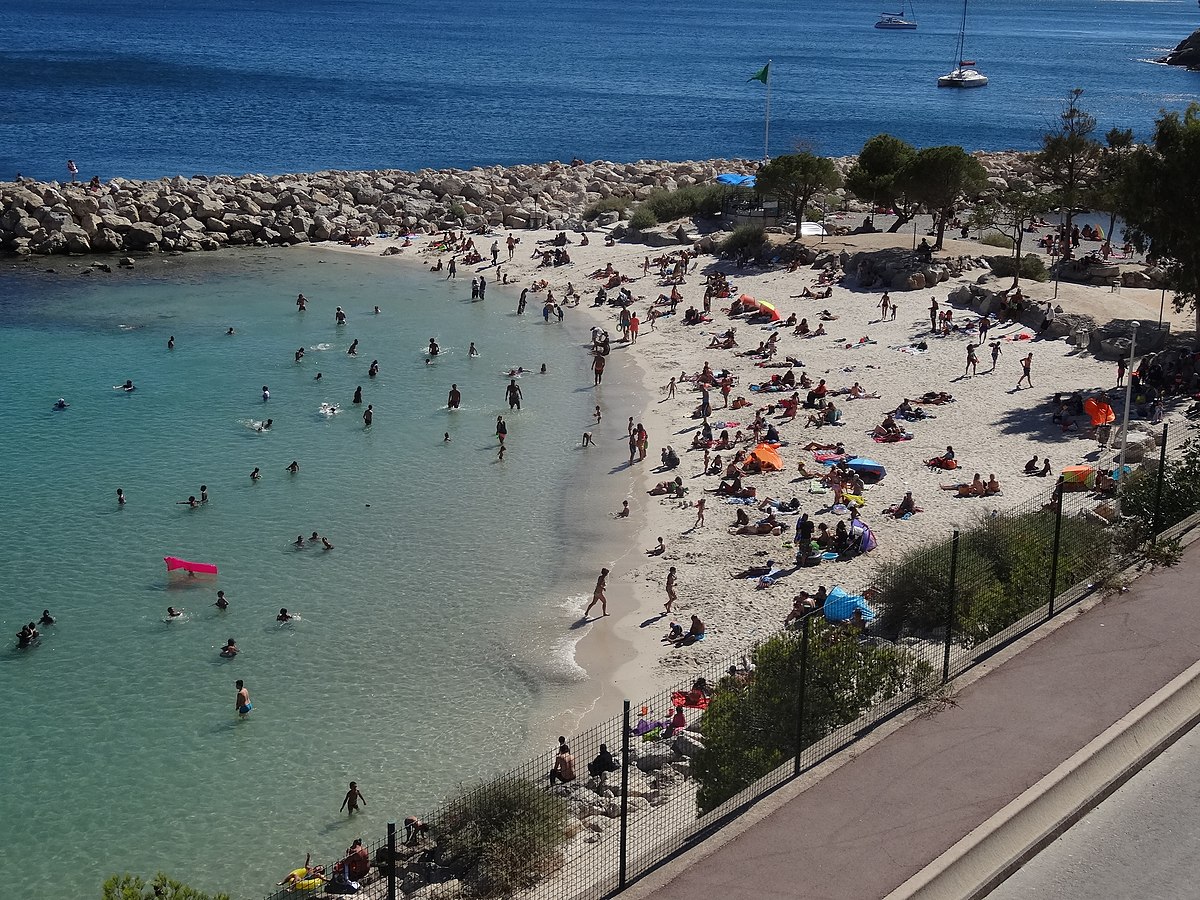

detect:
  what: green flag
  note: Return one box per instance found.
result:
[748,63,769,84]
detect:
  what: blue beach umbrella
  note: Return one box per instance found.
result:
[823,587,877,622]
[716,173,757,187]
[845,457,887,480]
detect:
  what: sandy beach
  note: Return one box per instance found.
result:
[315,221,1192,729]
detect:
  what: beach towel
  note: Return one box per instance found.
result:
[813,452,846,463]
[671,690,711,710]
[873,433,913,443]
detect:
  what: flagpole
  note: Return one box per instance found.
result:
[764,59,772,161]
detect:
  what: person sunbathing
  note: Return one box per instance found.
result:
[985,474,1002,495]
[801,440,845,453]
[801,285,834,299]
[941,473,986,497]
[818,310,839,321]
[279,854,326,887]
[885,491,921,517]
[801,322,827,337]
[713,430,733,450]
[733,513,782,536]
[847,382,879,399]
[778,394,800,419]
[730,560,777,579]
[1024,455,1041,475]
[793,318,811,335]
[648,477,685,496]
[783,313,798,327]
[875,414,902,436]
[671,615,707,646]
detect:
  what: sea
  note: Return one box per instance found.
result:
[0,0,1197,897]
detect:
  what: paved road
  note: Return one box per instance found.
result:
[988,721,1200,900]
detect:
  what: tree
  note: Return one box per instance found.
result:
[691,621,931,813]
[1037,88,1100,254]
[895,145,988,249]
[1090,127,1135,250]
[844,134,919,233]
[102,873,229,900]
[756,152,842,239]
[1121,103,1200,331]
[969,188,1054,286]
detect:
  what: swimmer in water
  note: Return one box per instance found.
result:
[322,537,334,550]
[200,485,208,503]
[235,679,252,716]
[220,638,238,657]
[54,398,68,409]
[116,488,126,505]
[347,339,358,356]
[443,432,451,443]
[314,372,322,381]
[335,306,347,325]
[296,293,307,311]
[427,337,440,356]
[469,342,479,357]
[540,363,547,374]
[447,384,461,409]
[309,532,320,543]
[295,347,304,362]
[368,361,379,378]
[277,608,294,622]
[250,467,260,480]
[121,380,135,391]
[227,327,235,335]
[256,418,273,432]
[286,461,299,473]
[177,496,198,508]
[39,610,55,626]
[374,305,381,314]
[294,535,305,547]
[353,386,363,404]
[262,385,270,401]
[363,404,373,427]
[168,335,175,350]
[215,591,229,610]
[167,606,183,618]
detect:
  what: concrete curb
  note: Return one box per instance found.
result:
[883,656,1200,900]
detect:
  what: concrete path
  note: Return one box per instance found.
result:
[634,540,1200,900]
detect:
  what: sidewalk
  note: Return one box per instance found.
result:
[633,540,1200,900]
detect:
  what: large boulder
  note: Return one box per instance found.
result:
[1161,28,1200,69]
[124,222,164,250]
[60,223,92,253]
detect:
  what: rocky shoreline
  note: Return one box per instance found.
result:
[0,151,1041,258]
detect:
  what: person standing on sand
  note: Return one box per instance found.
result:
[591,353,606,385]
[235,679,252,716]
[665,566,678,613]
[637,424,648,461]
[629,313,640,343]
[878,293,890,321]
[447,257,456,280]
[965,343,978,377]
[1117,355,1126,387]
[990,341,1002,371]
[1016,352,1034,389]
[929,296,939,331]
[340,781,367,814]
[666,377,676,400]
[505,378,523,410]
[584,568,609,617]
[694,497,706,528]
[507,234,515,260]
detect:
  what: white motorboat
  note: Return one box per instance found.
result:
[938,0,987,87]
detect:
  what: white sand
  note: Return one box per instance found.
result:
[315,225,1192,722]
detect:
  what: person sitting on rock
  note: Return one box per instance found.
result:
[587,744,619,778]
[548,744,576,786]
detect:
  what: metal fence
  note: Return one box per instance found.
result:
[267,425,1197,900]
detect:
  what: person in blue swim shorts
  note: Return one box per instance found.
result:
[235,679,252,716]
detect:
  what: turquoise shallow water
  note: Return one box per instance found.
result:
[0,249,623,899]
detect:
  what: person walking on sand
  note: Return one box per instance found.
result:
[1016,352,1034,389]
[665,566,678,613]
[965,343,978,377]
[507,233,515,260]
[235,679,252,716]
[666,377,676,400]
[447,257,456,280]
[584,568,609,618]
[878,293,890,321]
[591,353,605,386]
[340,781,367,814]
[491,241,499,265]
[990,341,1002,371]
[929,296,939,331]
[505,378,523,410]
[694,497,706,528]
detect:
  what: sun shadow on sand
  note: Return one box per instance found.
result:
[989,384,1133,442]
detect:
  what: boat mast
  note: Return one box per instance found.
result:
[955,0,968,67]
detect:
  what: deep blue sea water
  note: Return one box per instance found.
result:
[0,0,1197,182]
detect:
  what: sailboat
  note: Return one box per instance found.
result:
[875,0,916,29]
[937,0,987,88]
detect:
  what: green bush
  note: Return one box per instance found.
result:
[628,206,658,231]
[103,873,229,900]
[692,623,932,813]
[449,202,466,222]
[720,224,766,256]
[1117,438,1200,550]
[987,253,1049,282]
[433,776,568,897]
[979,231,1015,249]
[873,508,1111,645]
[582,196,631,221]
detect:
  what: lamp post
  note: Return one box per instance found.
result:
[1158,287,1166,329]
[1114,320,1140,519]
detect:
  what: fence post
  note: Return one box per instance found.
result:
[619,699,630,891]
[386,822,397,900]
[1152,423,1169,543]
[942,530,960,683]
[793,613,811,777]
[1048,478,1064,618]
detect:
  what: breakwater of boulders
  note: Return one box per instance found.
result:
[0,151,1039,257]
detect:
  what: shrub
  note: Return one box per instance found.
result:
[987,253,1049,282]
[720,224,766,256]
[627,206,658,231]
[873,507,1111,645]
[433,776,568,897]
[692,623,932,813]
[103,873,229,900]
[582,196,631,221]
[1117,438,1200,551]
[979,231,1015,249]
[449,202,466,222]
